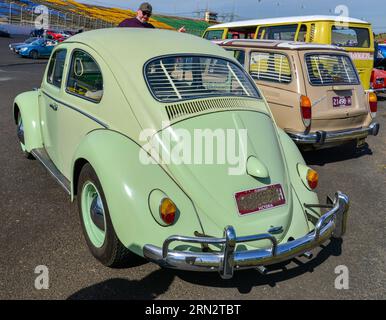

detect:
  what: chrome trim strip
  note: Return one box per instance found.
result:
[287,122,380,144]
[31,148,71,195]
[41,91,109,129]
[143,191,349,279]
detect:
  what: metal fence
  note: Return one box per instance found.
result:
[0,0,115,32]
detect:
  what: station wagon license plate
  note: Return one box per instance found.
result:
[333,96,352,107]
[235,184,286,215]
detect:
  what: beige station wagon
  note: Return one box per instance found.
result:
[217,39,380,149]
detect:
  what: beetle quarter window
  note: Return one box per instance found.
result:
[249,51,292,84]
[305,54,360,85]
[47,49,67,88]
[66,50,103,102]
[145,55,260,102]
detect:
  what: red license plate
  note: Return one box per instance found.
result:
[333,96,352,107]
[235,184,286,215]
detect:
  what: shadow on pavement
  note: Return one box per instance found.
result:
[302,142,373,166]
[67,268,175,300]
[67,238,342,299]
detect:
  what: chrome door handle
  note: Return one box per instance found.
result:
[49,103,58,111]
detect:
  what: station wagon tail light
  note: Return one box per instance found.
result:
[306,169,319,190]
[300,95,312,129]
[368,92,377,118]
[160,198,177,225]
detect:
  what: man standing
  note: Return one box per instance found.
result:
[118,2,155,28]
[118,2,185,32]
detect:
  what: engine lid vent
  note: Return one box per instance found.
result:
[165,97,262,121]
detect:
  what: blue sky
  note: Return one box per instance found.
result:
[78,0,386,33]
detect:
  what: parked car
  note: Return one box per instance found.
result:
[13,29,349,279]
[218,39,380,149]
[371,68,386,93]
[45,29,66,41]
[378,44,386,58]
[9,37,38,52]
[18,38,57,59]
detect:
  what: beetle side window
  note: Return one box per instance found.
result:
[66,50,103,102]
[249,51,292,84]
[47,49,67,88]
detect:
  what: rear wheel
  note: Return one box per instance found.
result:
[29,50,38,59]
[77,163,133,267]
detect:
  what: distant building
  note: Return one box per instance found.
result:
[205,11,218,23]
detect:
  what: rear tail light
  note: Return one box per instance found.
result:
[159,198,177,225]
[368,92,377,118]
[306,169,319,190]
[300,95,312,129]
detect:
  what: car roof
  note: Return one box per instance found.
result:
[59,28,235,108]
[208,15,370,29]
[216,39,345,51]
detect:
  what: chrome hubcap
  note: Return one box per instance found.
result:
[17,116,25,145]
[90,194,105,231]
[81,182,106,248]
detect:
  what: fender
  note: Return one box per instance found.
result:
[13,90,43,152]
[277,128,321,227]
[71,129,204,256]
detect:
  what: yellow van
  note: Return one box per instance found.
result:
[203,16,374,89]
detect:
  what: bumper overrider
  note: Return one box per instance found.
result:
[143,191,349,279]
[287,122,380,145]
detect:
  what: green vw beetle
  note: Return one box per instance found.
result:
[13,28,349,279]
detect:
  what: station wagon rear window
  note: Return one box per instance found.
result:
[305,54,359,86]
[145,56,260,102]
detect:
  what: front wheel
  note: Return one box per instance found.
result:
[29,50,38,59]
[17,113,33,159]
[77,163,133,267]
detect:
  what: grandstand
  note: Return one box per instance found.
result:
[0,0,213,35]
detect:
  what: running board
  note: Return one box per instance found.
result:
[31,148,71,195]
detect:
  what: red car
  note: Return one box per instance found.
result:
[46,30,64,41]
[371,68,386,93]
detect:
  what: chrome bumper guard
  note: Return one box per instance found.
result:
[143,192,349,279]
[287,122,380,145]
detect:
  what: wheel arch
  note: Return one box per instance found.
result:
[70,129,203,256]
[13,91,43,152]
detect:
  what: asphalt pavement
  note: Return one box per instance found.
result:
[0,35,385,300]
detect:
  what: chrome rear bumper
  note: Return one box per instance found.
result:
[143,192,349,279]
[287,122,379,145]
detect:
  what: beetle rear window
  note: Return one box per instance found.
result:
[305,54,359,86]
[145,56,260,102]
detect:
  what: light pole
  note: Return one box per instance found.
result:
[64,13,68,28]
[9,2,14,24]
